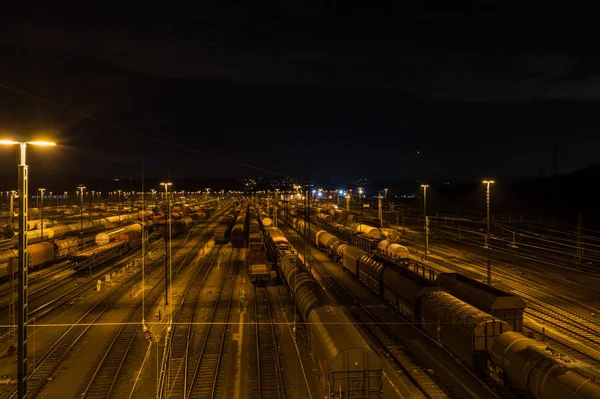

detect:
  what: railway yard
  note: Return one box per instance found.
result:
[0,194,599,398]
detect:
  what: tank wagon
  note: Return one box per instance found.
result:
[9,212,149,246]
[260,213,273,228]
[490,331,600,399]
[95,223,143,246]
[270,235,383,398]
[249,219,259,234]
[314,219,383,253]
[230,223,245,248]
[377,240,409,263]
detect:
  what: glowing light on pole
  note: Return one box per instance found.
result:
[160,182,173,307]
[38,188,45,241]
[421,184,430,259]
[482,180,495,284]
[0,139,56,399]
[77,186,86,231]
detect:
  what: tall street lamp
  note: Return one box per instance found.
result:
[421,184,430,259]
[77,186,86,231]
[38,188,45,242]
[358,187,363,214]
[0,139,56,399]
[384,187,389,218]
[482,180,495,284]
[160,182,173,307]
[117,190,122,222]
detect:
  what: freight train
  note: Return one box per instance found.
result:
[283,211,600,399]
[6,212,146,246]
[213,212,237,244]
[0,237,81,278]
[230,223,245,248]
[264,226,383,398]
[247,205,273,282]
[0,214,194,278]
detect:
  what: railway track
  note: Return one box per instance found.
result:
[0,248,145,345]
[3,224,210,399]
[185,248,240,399]
[0,261,73,301]
[9,253,166,398]
[515,289,600,358]
[163,245,223,399]
[80,227,220,399]
[79,232,212,399]
[252,285,285,399]
[0,242,157,311]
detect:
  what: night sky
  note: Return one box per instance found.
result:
[1,3,599,184]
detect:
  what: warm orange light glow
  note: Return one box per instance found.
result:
[0,139,57,146]
[482,180,496,184]
[29,141,57,146]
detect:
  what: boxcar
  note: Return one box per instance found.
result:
[436,273,526,332]
[420,291,512,372]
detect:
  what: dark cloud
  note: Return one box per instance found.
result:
[3,5,599,103]
[0,3,599,185]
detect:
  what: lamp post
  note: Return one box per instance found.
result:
[38,188,45,242]
[384,187,389,218]
[378,191,383,227]
[77,186,86,231]
[160,182,173,307]
[421,184,430,259]
[0,139,56,399]
[274,189,279,227]
[358,187,363,214]
[117,190,122,223]
[482,180,495,284]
